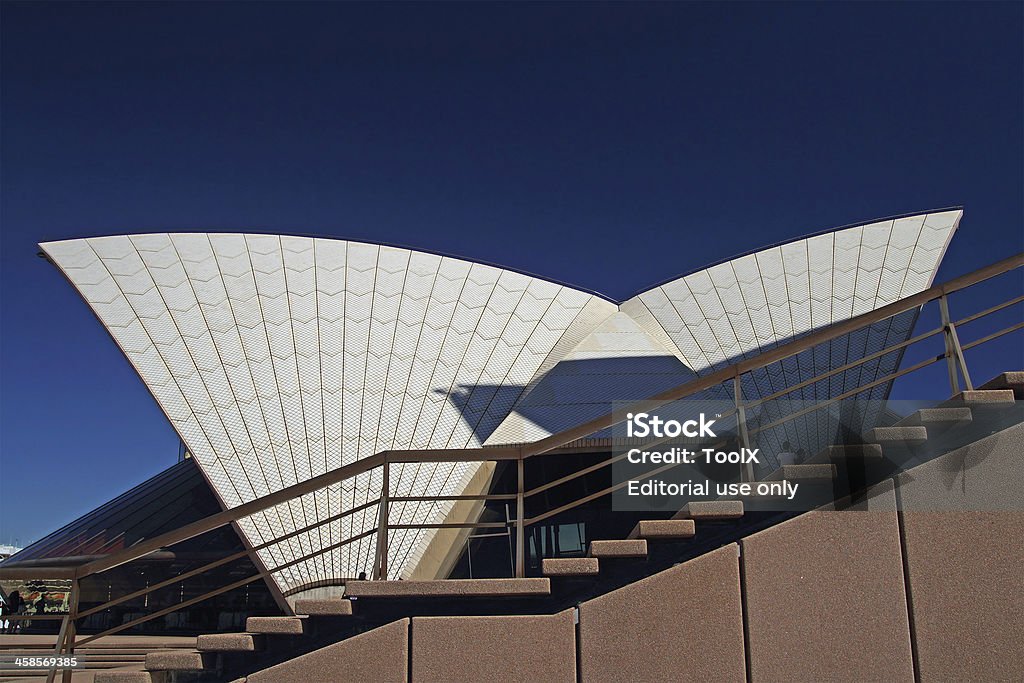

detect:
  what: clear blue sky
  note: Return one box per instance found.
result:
[1,2,1022,546]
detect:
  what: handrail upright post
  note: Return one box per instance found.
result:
[734,374,754,482]
[45,577,78,683]
[61,578,79,683]
[939,294,974,392]
[45,619,64,683]
[374,458,390,580]
[515,455,525,578]
[939,294,959,393]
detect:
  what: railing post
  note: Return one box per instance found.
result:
[45,618,65,683]
[939,294,974,392]
[515,455,525,578]
[373,458,389,581]
[45,577,78,683]
[61,578,79,683]
[734,374,754,482]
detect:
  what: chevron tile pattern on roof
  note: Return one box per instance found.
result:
[621,210,960,373]
[40,234,616,591]
[618,209,960,469]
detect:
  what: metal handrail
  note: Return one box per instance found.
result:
[3,252,1021,682]
[75,498,381,620]
[71,447,518,579]
[72,529,379,648]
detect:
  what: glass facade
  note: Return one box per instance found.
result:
[0,459,280,634]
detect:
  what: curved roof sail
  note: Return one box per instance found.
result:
[40,209,960,590]
[40,234,616,590]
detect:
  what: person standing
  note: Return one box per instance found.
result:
[777,441,797,467]
[4,591,23,634]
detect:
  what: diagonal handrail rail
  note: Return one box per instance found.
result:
[67,447,520,578]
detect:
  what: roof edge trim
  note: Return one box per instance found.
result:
[38,232,619,304]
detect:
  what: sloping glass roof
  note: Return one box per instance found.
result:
[1,458,220,566]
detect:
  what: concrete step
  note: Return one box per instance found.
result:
[77,654,148,660]
[542,557,600,576]
[979,371,1024,398]
[294,598,353,616]
[942,389,1016,408]
[5,645,196,655]
[897,407,973,428]
[2,648,187,656]
[588,539,648,558]
[18,654,146,662]
[345,578,551,598]
[627,519,696,540]
[144,650,210,672]
[808,444,885,464]
[672,500,744,520]
[867,426,928,444]
[197,632,264,652]
[15,661,148,670]
[763,463,836,482]
[246,616,307,635]
[94,673,157,683]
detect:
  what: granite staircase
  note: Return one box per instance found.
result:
[93,372,1023,683]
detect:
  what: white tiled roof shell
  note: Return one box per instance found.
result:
[618,209,961,465]
[621,210,960,374]
[41,234,617,591]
